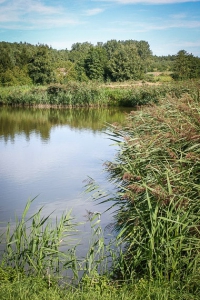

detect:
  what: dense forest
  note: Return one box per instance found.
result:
[0,40,200,86]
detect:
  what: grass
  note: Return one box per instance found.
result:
[0,267,199,299]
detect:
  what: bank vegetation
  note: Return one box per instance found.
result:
[0,80,199,299]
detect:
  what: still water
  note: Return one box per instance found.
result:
[0,106,130,238]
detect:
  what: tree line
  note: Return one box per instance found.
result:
[0,40,200,86]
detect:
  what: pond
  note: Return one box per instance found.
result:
[0,106,130,249]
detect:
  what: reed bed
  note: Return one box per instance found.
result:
[0,80,199,107]
[0,200,199,299]
[103,87,200,290]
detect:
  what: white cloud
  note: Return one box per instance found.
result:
[0,0,62,16]
[107,17,200,33]
[85,8,104,16]
[0,0,80,29]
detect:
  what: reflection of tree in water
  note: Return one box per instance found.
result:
[0,107,130,142]
[0,107,51,142]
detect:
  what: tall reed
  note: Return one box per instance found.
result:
[1,198,78,279]
[104,89,200,285]
[1,80,199,108]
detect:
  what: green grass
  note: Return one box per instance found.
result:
[1,267,200,299]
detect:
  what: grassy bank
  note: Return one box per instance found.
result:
[0,80,199,107]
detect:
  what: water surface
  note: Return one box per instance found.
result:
[0,107,130,235]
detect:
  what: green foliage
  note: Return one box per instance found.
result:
[0,212,200,299]
[54,61,77,83]
[1,81,199,109]
[1,41,200,86]
[69,42,92,82]
[107,44,141,81]
[173,50,200,80]
[28,45,54,85]
[149,55,176,72]
[0,66,32,86]
[84,47,107,81]
[46,82,108,106]
[0,274,200,300]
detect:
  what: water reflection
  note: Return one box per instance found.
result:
[0,106,130,252]
[0,106,130,142]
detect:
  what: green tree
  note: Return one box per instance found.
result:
[28,45,54,85]
[68,42,93,81]
[0,44,14,72]
[107,44,141,81]
[84,47,107,81]
[173,50,191,80]
[0,66,32,86]
[69,42,92,61]
[136,40,152,73]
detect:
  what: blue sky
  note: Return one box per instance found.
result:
[0,0,200,56]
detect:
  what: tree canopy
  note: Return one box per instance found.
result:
[0,40,199,86]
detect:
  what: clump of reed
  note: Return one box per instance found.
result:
[0,199,78,278]
[0,198,115,282]
[0,82,108,107]
[0,187,200,298]
[46,82,108,107]
[104,88,200,288]
[104,80,200,107]
[0,86,49,106]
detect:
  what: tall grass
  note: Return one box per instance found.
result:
[0,184,200,298]
[0,198,116,281]
[103,89,200,286]
[0,80,199,107]
[0,82,108,107]
[1,198,78,279]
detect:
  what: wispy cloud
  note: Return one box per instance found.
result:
[170,13,187,19]
[145,20,200,30]
[107,16,200,33]
[84,8,104,16]
[0,0,80,29]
